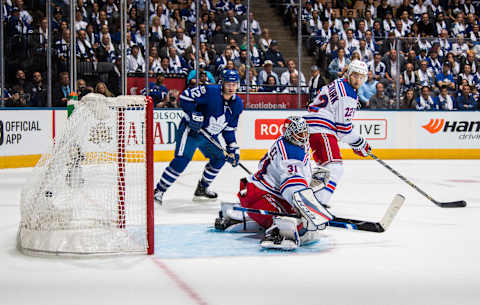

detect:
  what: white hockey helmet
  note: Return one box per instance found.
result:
[347,60,368,83]
[283,116,309,147]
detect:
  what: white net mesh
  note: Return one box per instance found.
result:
[18,94,152,255]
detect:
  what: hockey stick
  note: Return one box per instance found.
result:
[233,194,405,233]
[369,152,467,208]
[199,128,252,175]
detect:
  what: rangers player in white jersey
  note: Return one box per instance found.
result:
[304,60,371,208]
[215,116,332,250]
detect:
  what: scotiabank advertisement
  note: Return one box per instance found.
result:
[237,94,309,109]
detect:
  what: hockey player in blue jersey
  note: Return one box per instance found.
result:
[154,69,244,204]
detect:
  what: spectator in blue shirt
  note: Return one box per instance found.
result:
[455,84,477,110]
[146,73,168,107]
[435,86,455,110]
[358,71,378,107]
[416,86,438,110]
[233,0,246,16]
[2,88,11,106]
[435,62,456,91]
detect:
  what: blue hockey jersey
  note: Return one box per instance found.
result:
[179,84,244,145]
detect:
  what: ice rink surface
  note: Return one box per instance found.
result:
[1,159,480,305]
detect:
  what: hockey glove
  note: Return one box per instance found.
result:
[310,166,330,191]
[225,143,240,167]
[189,112,204,134]
[350,137,371,157]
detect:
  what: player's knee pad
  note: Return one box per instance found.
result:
[323,162,344,182]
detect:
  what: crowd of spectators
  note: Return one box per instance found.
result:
[1,0,480,110]
[274,0,480,110]
[1,0,308,108]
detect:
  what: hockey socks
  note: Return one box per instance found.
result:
[201,163,221,186]
[158,165,181,192]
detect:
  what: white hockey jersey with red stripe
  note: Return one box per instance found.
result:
[303,78,361,145]
[249,136,312,206]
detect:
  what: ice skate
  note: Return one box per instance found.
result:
[193,180,218,201]
[154,188,164,205]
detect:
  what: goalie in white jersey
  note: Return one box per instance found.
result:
[304,60,371,208]
[215,116,333,250]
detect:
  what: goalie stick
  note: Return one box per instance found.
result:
[233,194,405,233]
[199,129,252,175]
[369,153,467,208]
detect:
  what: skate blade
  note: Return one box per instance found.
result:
[192,196,218,202]
[260,240,298,251]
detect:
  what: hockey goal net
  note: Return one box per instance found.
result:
[17,93,154,255]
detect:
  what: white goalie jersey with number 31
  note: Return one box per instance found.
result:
[304,78,362,145]
[250,136,312,206]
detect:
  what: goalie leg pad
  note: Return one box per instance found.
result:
[215,202,261,233]
[221,202,252,222]
[293,188,333,229]
[260,217,300,250]
[260,217,321,250]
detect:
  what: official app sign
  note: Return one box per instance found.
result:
[0,110,52,156]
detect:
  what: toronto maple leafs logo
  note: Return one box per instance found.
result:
[206,115,227,135]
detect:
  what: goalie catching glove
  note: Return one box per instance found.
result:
[350,137,371,157]
[225,143,240,167]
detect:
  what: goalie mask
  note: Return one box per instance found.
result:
[283,116,309,147]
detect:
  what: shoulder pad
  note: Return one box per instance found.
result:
[339,78,358,99]
[278,138,307,162]
[231,95,244,111]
